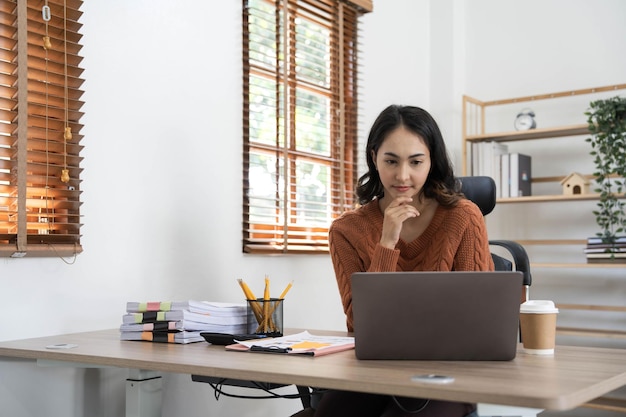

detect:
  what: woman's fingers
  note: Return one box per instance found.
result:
[380,198,420,248]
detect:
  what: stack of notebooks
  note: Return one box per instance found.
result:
[584,237,626,264]
[120,300,249,344]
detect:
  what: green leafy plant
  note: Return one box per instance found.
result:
[585,96,626,254]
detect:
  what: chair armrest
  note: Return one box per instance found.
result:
[489,239,532,287]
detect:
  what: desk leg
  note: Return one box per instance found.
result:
[126,369,162,417]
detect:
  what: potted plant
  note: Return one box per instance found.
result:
[585,95,626,259]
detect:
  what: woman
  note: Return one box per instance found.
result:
[315,105,492,417]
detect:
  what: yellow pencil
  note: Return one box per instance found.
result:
[237,278,256,300]
[263,275,270,300]
[278,280,293,300]
[266,280,292,330]
[263,275,270,332]
[237,278,262,323]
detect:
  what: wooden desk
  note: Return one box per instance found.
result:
[1,329,626,412]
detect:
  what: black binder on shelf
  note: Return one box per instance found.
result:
[509,153,531,197]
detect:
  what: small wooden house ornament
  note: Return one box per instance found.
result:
[560,172,590,195]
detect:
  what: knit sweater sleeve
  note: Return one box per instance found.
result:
[328,205,399,331]
[452,201,495,271]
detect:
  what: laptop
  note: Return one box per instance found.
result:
[351,271,523,361]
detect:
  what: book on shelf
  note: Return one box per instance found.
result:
[583,247,626,254]
[509,153,532,197]
[471,142,480,176]
[473,142,509,197]
[586,236,626,245]
[585,252,626,263]
[586,256,626,264]
[585,252,626,258]
[585,243,626,250]
[500,153,510,198]
[120,330,204,344]
[490,142,509,198]
[225,330,355,357]
[477,142,507,175]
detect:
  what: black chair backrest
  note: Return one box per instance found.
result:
[457,176,532,288]
[458,176,496,216]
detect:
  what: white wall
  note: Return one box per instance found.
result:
[1,1,625,416]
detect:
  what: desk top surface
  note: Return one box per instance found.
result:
[1,328,626,411]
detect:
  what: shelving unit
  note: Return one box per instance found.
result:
[463,84,626,413]
[462,83,626,340]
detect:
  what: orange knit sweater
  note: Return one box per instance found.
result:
[328,198,494,332]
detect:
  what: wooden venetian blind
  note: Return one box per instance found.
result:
[0,0,84,258]
[242,0,370,254]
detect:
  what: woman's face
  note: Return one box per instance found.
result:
[373,126,431,201]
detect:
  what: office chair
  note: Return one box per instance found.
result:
[289,176,534,417]
[458,176,532,301]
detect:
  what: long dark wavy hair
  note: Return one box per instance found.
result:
[356,105,463,206]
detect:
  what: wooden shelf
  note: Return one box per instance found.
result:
[531,262,625,269]
[513,239,586,245]
[557,304,626,313]
[465,124,589,143]
[558,327,626,339]
[505,238,624,247]
[496,191,626,203]
[497,193,605,203]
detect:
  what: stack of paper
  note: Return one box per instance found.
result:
[120,301,249,344]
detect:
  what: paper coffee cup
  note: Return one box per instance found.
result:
[519,300,559,355]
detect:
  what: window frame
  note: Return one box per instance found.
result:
[242,0,370,255]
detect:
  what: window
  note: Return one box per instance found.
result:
[242,0,371,254]
[0,0,84,258]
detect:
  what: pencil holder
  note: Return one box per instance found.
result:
[247,298,283,337]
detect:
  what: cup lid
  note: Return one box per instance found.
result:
[520,300,559,314]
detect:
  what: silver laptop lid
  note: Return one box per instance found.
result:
[351,271,523,360]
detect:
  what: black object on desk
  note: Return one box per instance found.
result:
[200,332,268,346]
